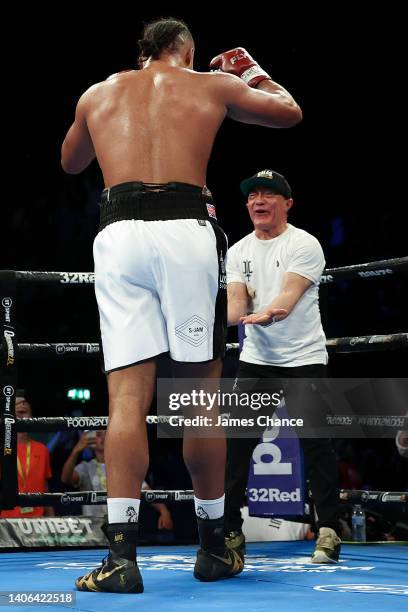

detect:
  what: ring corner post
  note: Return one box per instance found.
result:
[0,270,19,510]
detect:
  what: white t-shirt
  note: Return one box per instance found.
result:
[227,224,328,367]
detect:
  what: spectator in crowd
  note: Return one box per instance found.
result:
[61,430,173,530]
[396,429,408,459]
[1,390,54,518]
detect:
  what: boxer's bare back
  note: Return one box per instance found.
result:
[84,65,226,188]
[62,51,301,187]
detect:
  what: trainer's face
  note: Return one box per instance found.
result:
[246,186,292,233]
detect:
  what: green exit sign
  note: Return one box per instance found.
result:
[67,388,91,401]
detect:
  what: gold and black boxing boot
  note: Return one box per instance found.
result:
[75,523,144,593]
[194,517,244,582]
[225,529,246,561]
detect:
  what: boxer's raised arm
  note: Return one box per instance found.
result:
[210,48,302,128]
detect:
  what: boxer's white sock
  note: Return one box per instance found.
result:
[194,494,225,520]
[107,498,140,524]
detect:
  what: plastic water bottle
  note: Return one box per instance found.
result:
[351,504,366,542]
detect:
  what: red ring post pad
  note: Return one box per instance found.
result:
[0,271,19,510]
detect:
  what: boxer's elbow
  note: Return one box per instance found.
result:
[274,103,303,128]
[61,141,79,174]
[61,154,92,175]
[61,139,95,174]
[255,104,302,129]
[61,159,82,174]
[286,105,303,126]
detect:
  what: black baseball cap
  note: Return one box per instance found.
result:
[240,169,292,199]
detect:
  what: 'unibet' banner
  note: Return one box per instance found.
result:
[0,516,107,548]
[247,404,305,516]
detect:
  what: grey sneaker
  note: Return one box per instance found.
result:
[225,530,246,560]
[311,527,341,564]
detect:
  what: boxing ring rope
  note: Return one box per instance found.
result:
[319,255,408,284]
[18,490,195,506]
[12,489,408,508]
[14,415,180,432]
[15,411,408,434]
[12,255,408,286]
[1,257,408,512]
[6,333,408,359]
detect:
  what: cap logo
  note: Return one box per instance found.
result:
[257,170,273,179]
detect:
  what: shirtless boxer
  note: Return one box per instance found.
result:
[61,17,302,593]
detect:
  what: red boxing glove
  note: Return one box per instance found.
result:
[209,47,271,88]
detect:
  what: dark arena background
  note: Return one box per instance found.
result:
[1,3,408,609]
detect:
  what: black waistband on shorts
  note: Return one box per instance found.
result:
[99,181,216,231]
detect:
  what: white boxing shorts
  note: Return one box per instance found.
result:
[93,181,227,373]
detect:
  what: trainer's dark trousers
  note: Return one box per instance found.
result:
[224,362,341,536]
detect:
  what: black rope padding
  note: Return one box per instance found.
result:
[321,255,408,283]
[2,334,405,360]
[326,333,408,352]
[16,343,100,358]
[13,255,408,286]
[17,490,194,506]
[229,335,408,353]
[16,412,408,433]
[13,488,408,507]
[339,489,408,504]
[16,272,95,285]
[16,414,181,432]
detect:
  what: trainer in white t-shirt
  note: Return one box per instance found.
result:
[227,223,328,367]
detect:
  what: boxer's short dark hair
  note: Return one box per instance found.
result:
[138,17,193,67]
